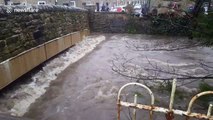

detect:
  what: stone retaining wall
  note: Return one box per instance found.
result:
[90,12,129,33]
[90,12,190,35]
[0,5,89,62]
[0,29,90,90]
[90,12,152,33]
[0,5,90,90]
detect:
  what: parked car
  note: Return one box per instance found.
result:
[110,7,117,12]
[134,4,141,9]
[133,4,142,17]
[116,6,126,12]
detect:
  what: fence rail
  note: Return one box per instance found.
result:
[117,79,213,120]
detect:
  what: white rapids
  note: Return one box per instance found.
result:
[0,35,105,116]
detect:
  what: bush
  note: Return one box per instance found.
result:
[151,15,191,36]
[198,82,213,107]
[193,13,213,46]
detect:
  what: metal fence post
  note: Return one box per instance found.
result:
[117,82,155,120]
[133,94,138,120]
[117,82,213,120]
[166,79,176,120]
[207,104,212,118]
[117,99,121,120]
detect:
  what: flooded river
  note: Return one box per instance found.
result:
[0,34,212,120]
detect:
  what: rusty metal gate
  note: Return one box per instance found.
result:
[117,79,213,120]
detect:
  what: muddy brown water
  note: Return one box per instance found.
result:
[1,34,213,120]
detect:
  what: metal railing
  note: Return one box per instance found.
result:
[117,79,213,120]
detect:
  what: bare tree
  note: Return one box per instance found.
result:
[112,55,213,86]
[111,37,213,88]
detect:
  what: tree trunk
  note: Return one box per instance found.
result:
[193,0,204,17]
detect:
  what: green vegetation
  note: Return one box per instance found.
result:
[198,82,213,107]
[134,91,144,98]
[193,13,213,46]
[158,81,186,100]
[199,82,213,92]
[151,15,191,36]
[126,17,138,34]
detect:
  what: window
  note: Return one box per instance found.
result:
[7,1,13,5]
[63,3,69,6]
[38,1,46,5]
[70,1,76,7]
[20,2,27,5]
[82,2,86,6]
[13,2,21,5]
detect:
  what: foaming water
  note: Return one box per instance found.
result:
[0,35,105,116]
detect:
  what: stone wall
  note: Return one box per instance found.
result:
[0,29,90,90]
[0,5,90,90]
[0,5,89,62]
[90,12,153,33]
[0,0,4,5]
[90,12,129,33]
[90,12,190,35]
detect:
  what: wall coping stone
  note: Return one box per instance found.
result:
[94,12,126,14]
[0,5,87,15]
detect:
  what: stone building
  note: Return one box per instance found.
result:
[2,0,55,5]
[60,0,118,8]
[0,0,134,8]
[56,0,83,7]
[1,0,87,8]
[0,0,5,4]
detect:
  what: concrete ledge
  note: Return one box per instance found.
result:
[80,30,84,41]
[84,29,90,36]
[80,29,90,41]
[9,45,46,80]
[71,32,81,45]
[44,39,59,60]
[0,63,12,90]
[0,45,46,90]
[0,113,33,120]
[45,37,66,60]
[0,29,90,90]
[64,34,72,49]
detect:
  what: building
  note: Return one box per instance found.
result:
[0,0,126,8]
[2,0,55,5]
[56,0,83,7]
[0,0,5,4]
[1,0,86,8]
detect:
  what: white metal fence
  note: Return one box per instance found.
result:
[117,79,213,120]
